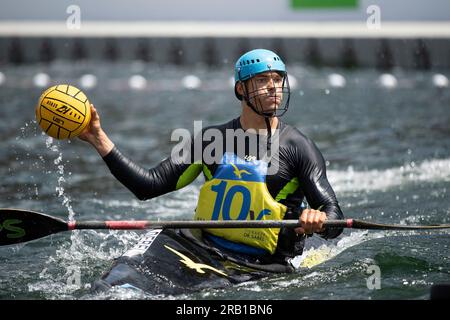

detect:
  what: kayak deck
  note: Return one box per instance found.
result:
[92,229,287,295]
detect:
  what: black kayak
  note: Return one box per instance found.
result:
[92,228,297,295]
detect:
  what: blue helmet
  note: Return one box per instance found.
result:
[234,49,286,83]
[234,49,290,118]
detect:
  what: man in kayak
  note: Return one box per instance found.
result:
[79,48,344,267]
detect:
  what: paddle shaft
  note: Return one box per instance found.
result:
[71,219,347,230]
[70,219,450,231]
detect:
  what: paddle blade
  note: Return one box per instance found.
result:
[0,208,68,246]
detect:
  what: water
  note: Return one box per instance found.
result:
[0,61,449,300]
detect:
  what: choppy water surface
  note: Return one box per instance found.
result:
[0,61,449,300]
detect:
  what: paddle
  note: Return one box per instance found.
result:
[1,208,449,246]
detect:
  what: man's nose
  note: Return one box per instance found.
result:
[267,78,276,89]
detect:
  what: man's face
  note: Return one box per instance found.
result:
[245,71,284,113]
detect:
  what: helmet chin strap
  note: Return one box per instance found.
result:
[264,117,273,156]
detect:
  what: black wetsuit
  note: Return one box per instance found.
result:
[103,117,344,264]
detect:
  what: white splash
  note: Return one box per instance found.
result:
[28,230,142,299]
[328,158,450,194]
[45,136,75,220]
[291,230,385,270]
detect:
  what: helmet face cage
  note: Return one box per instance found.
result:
[238,69,291,118]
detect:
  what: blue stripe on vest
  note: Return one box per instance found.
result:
[205,233,269,256]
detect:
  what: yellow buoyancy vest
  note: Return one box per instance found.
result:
[194,153,287,254]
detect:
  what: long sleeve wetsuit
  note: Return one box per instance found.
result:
[103,117,344,261]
